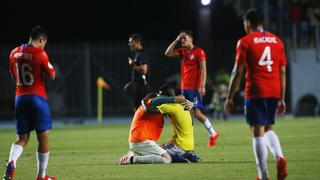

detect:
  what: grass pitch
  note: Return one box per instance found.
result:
[1,117,320,180]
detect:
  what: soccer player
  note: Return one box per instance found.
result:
[124,33,150,112]
[119,93,185,165]
[3,26,56,180]
[144,84,201,163]
[165,30,219,147]
[224,9,288,180]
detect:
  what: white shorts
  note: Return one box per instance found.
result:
[129,140,166,156]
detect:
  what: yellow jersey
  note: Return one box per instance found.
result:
[157,103,194,151]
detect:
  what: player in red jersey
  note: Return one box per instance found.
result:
[224,9,287,180]
[3,26,56,180]
[165,30,219,147]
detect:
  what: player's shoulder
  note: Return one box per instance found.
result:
[34,48,49,59]
[10,46,21,54]
[193,46,204,52]
[237,35,251,49]
[193,47,205,55]
[266,32,284,46]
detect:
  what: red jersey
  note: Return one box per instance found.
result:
[177,47,206,89]
[128,103,164,142]
[9,44,55,98]
[235,31,287,98]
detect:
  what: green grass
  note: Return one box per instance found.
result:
[1,117,320,180]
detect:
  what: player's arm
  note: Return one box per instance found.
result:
[224,63,245,114]
[128,58,148,75]
[164,33,184,57]
[277,65,286,116]
[40,51,56,80]
[142,95,185,114]
[141,98,161,114]
[199,61,207,96]
[150,95,185,106]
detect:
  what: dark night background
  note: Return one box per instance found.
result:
[4,0,315,117]
[0,0,244,43]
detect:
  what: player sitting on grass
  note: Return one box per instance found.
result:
[143,84,201,163]
[119,93,185,165]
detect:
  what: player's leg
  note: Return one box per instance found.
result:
[251,125,269,180]
[120,141,172,165]
[264,98,287,180]
[34,96,55,180]
[4,96,32,180]
[246,98,270,180]
[264,125,284,159]
[3,133,30,180]
[132,141,172,164]
[182,89,219,146]
[192,108,219,147]
[162,143,188,163]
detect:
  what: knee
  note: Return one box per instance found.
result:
[15,136,29,148]
[265,125,273,132]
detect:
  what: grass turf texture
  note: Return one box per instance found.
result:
[0,117,320,180]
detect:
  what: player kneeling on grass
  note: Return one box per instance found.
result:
[119,93,186,165]
[143,84,201,163]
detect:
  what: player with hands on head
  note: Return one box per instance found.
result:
[165,30,219,147]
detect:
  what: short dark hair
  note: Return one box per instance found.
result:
[129,33,144,46]
[30,25,47,41]
[243,8,264,27]
[158,84,175,96]
[181,30,193,39]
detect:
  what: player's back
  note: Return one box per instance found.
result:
[10,44,52,98]
[157,103,194,151]
[237,31,287,98]
[129,105,164,142]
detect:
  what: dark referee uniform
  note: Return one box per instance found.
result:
[128,49,150,108]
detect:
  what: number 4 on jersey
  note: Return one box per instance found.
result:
[258,46,273,72]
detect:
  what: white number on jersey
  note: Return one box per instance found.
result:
[15,62,34,86]
[258,46,273,72]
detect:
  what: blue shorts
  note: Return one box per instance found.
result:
[15,95,52,135]
[181,89,204,109]
[244,98,279,126]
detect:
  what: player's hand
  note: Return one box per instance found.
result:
[128,57,134,66]
[224,98,234,114]
[199,87,206,96]
[182,100,194,111]
[277,100,286,117]
[175,95,185,103]
[175,32,185,42]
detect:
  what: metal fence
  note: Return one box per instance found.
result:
[0,42,181,120]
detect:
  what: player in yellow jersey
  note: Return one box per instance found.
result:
[143,84,200,163]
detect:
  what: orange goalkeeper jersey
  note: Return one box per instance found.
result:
[128,105,164,142]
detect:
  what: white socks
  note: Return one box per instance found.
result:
[37,152,49,178]
[264,130,284,159]
[203,119,216,136]
[253,137,269,179]
[8,144,23,167]
[133,155,171,164]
